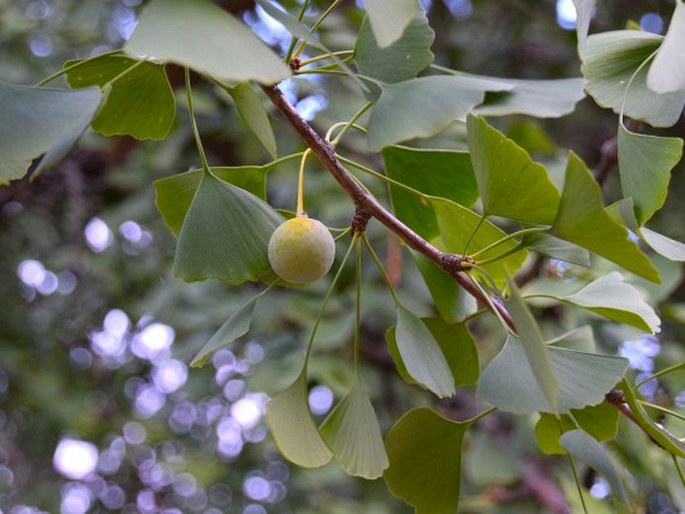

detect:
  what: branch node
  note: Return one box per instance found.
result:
[441,253,469,274]
[605,389,625,405]
[351,204,372,234]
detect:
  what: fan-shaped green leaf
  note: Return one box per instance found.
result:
[155,166,270,237]
[266,369,334,468]
[506,277,559,412]
[560,430,629,504]
[521,232,590,266]
[467,115,560,224]
[647,0,685,93]
[319,380,388,479]
[547,325,595,353]
[618,121,683,225]
[535,402,620,455]
[394,306,455,398]
[582,30,685,127]
[190,293,261,368]
[478,336,629,413]
[173,172,284,283]
[557,272,660,333]
[550,152,660,283]
[124,0,290,84]
[367,76,511,151]
[220,81,277,159]
[386,317,479,388]
[384,408,470,514]
[363,0,421,48]
[65,55,175,140]
[383,145,478,239]
[640,227,685,262]
[473,77,585,118]
[0,82,101,171]
[432,197,529,288]
[355,12,434,86]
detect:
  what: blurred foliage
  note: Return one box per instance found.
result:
[0,0,684,513]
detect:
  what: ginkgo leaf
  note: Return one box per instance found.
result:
[550,152,660,283]
[617,121,682,225]
[384,408,470,514]
[640,227,685,262]
[363,0,421,48]
[467,115,560,225]
[647,0,685,94]
[266,369,333,468]
[558,272,660,333]
[320,380,388,479]
[393,305,455,398]
[125,0,290,84]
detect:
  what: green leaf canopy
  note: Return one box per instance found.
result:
[467,115,560,224]
[384,408,470,514]
[124,0,290,84]
[65,55,175,140]
[0,82,102,180]
[550,152,660,283]
[172,172,284,284]
[582,30,685,127]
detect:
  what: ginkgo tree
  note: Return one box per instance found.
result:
[2,0,685,512]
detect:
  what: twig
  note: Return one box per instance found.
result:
[261,85,516,331]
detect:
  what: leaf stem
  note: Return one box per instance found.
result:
[637,400,685,423]
[103,58,146,89]
[299,50,354,67]
[330,102,372,146]
[297,149,312,215]
[284,0,311,63]
[184,67,211,174]
[470,227,547,259]
[293,0,344,58]
[635,361,685,389]
[673,454,685,489]
[566,452,590,514]
[462,214,486,257]
[363,232,400,305]
[336,154,428,198]
[354,236,362,373]
[35,49,123,87]
[304,234,357,362]
[473,242,525,266]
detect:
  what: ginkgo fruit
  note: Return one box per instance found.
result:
[268,215,335,284]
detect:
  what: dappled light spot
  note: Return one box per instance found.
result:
[60,483,93,514]
[84,217,114,253]
[556,0,576,30]
[231,397,262,430]
[131,322,175,362]
[151,359,188,394]
[123,421,147,445]
[308,384,334,415]
[53,439,98,480]
[640,12,664,34]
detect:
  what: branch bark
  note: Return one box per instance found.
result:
[262,84,515,331]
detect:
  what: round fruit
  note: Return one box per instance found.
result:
[268,215,335,284]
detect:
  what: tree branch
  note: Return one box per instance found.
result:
[262,84,515,331]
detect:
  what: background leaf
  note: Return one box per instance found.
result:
[124,0,290,84]
[0,82,101,171]
[582,30,685,127]
[617,121,683,225]
[362,0,420,48]
[550,152,660,283]
[467,115,560,224]
[384,408,470,514]
[319,380,388,479]
[173,172,284,283]
[266,369,334,468]
[640,227,685,261]
[521,233,590,266]
[66,55,175,140]
[647,0,685,93]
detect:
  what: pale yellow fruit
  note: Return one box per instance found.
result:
[268,216,335,284]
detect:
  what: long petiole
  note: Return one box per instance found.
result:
[293,0,344,58]
[35,49,123,87]
[284,0,311,63]
[462,214,486,257]
[354,236,362,372]
[469,271,512,336]
[299,50,354,67]
[567,452,590,514]
[337,154,427,198]
[330,102,372,146]
[473,242,525,267]
[325,123,367,142]
[469,227,547,259]
[184,67,211,173]
[637,400,685,423]
[362,232,400,305]
[103,58,145,89]
[635,361,685,389]
[297,149,312,215]
[304,234,357,361]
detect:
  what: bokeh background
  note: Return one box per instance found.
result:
[1,0,684,512]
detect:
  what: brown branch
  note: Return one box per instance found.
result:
[262,84,515,331]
